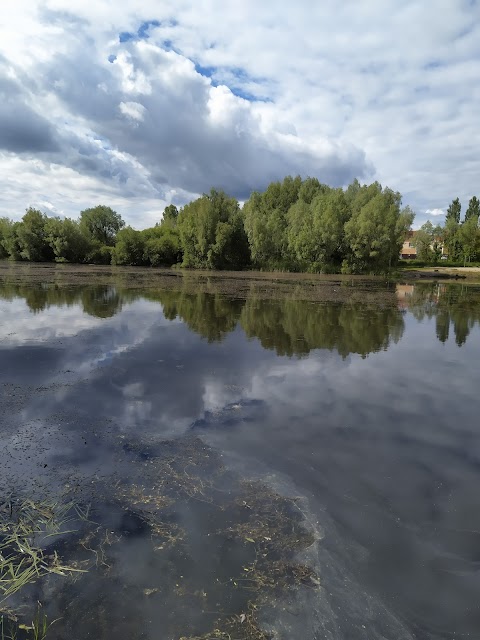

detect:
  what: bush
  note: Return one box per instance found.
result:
[87,244,113,265]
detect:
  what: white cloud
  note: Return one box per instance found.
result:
[425,208,445,217]
[0,0,478,227]
[119,100,146,121]
[0,298,102,344]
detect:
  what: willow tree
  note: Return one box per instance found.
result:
[343,184,414,273]
[287,188,349,272]
[16,208,54,262]
[178,189,249,269]
[243,176,302,269]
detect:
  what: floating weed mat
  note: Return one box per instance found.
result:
[116,437,233,550]
[142,437,229,503]
[116,484,185,551]
[223,480,316,555]
[179,482,320,640]
[179,604,271,640]
[220,480,319,597]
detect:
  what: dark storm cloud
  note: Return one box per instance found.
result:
[0,75,59,153]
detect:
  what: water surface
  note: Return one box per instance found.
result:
[1,268,480,639]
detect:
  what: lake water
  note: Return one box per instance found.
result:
[1,267,480,640]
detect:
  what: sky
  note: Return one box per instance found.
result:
[0,0,479,229]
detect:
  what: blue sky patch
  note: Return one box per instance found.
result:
[229,87,266,102]
[194,63,217,79]
[119,31,135,43]
[162,40,182,55]
[118,19,162,44]
[193,62,271,101]
[138,20,161,39]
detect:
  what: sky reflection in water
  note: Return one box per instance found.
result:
[1,278,480,639]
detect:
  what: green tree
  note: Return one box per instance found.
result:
[297,177,327,204]
[87,245,114,265]
[178,189,249,269]
[444,218,462,261]
[16,208,54,262]
[243,176,302,269]
[458,215,480,264]
[207,208,250,270]
[343,184,413,273]
[112,227,147,266]
[287,188,349,272]
[412,221,442,262]
[344,178,362,204]
[464,196,480,223]
[143,226,183,266]
[446,198,461,224]
[45,217,91,263]
[413,221,433,261]
[79,205,125,246]
[0,220,22,260]
[0,218,14,259]
[161,204,179,227]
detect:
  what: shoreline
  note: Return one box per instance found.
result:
[0,262,479,297]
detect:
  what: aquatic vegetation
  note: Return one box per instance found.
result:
[115,437,229,551]
[179,604,271,640]
[0,496,93,639]
[1,437,320,639]
[0,497,85,603]
[185,482,320,640]
[0,604,58,640]
[77,526,120,570]
[148,437,228,502]
[117,485,185,550]
[222,480,316,555]
[115,438,320,640]
[121,436,229,504]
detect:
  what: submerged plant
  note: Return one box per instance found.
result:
[179,606,271,640]
[0,437,320,640]
[116,438,320,640]
[1,604,58,640]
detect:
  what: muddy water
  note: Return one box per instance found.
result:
[1,268,480,639]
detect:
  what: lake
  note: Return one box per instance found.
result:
[1,264,480,640]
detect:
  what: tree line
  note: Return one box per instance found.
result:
[0,175,425,274]
[413,196,480,263]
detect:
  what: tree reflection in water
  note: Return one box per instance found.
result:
[1,278,479,353]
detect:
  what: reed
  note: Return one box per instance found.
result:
[0,497,85,605]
